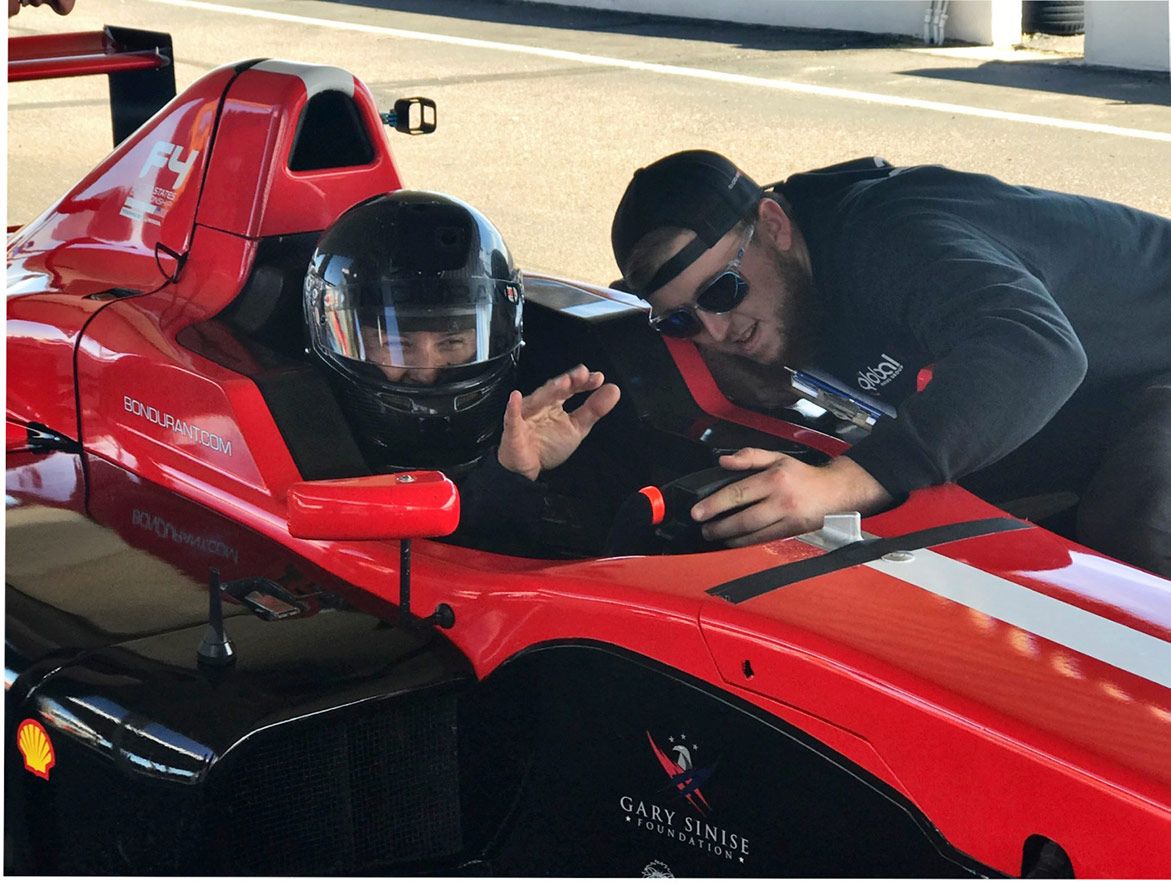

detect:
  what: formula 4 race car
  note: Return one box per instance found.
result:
[7,54,1171,878]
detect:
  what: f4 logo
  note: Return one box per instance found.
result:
[140,140,200,188]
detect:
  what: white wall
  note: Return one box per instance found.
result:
[947,0,1024,46]
[535,0,1169,71]
[528,1,1022,44]
[536,1,920,39]
[1084,0,1170,72]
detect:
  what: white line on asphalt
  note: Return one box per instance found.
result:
[147,0,1171,143]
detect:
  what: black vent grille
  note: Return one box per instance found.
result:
[46,739,203,874]
[208,693,461,874]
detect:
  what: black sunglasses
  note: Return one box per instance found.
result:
[648,223,755,338]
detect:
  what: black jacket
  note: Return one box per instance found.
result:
[448,454,546,556]
[448,452,617,558]
[778,159,1171,497]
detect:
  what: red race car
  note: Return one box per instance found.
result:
[7,52,1171,878]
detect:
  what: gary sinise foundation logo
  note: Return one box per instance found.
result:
[647,732,713,814]
[618,731,749,865]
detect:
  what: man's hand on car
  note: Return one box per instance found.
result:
[691,448,892,547]
[498,364,621,481]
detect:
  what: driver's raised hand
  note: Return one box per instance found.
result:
[497,364,621,481]
[691,448,892,547]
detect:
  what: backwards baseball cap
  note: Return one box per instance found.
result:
[611,150,763,298]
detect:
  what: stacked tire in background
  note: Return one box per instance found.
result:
[1023,1,1085,36]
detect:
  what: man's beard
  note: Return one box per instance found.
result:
[692,247,821,411]
[768,245,821,369]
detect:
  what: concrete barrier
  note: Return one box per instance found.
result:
[525,0,1169,72]
[1085,0,1170,73]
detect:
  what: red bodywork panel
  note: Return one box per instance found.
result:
[7,59,1170,879]
[8,58,401,450]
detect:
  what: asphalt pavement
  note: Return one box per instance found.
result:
[7,0,1171,284]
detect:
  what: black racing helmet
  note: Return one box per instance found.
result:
[304,191,523,475]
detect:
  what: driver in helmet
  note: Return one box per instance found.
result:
[304,190,621,554]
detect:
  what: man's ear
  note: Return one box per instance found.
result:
[755,197,794,252]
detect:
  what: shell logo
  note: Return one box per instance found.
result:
[17,719,55,780]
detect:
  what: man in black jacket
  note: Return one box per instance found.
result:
[611,150,1171,576]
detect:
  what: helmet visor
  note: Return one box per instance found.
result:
[309,274,522,384]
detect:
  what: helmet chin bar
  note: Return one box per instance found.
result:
[330,349,519,479]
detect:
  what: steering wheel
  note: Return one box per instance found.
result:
[603,466,765,556]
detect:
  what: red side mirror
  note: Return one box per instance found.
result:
[287,471,460,540]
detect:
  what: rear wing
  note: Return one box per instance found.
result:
[7,25,175,146]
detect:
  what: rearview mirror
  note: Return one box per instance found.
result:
[380,97,437,135]
[287,471,459,540]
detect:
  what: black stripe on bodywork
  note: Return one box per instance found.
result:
[708,517,1031,604]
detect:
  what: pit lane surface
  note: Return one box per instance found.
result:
[7,0,1171,284]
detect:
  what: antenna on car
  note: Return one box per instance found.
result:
[197,568,236,667]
